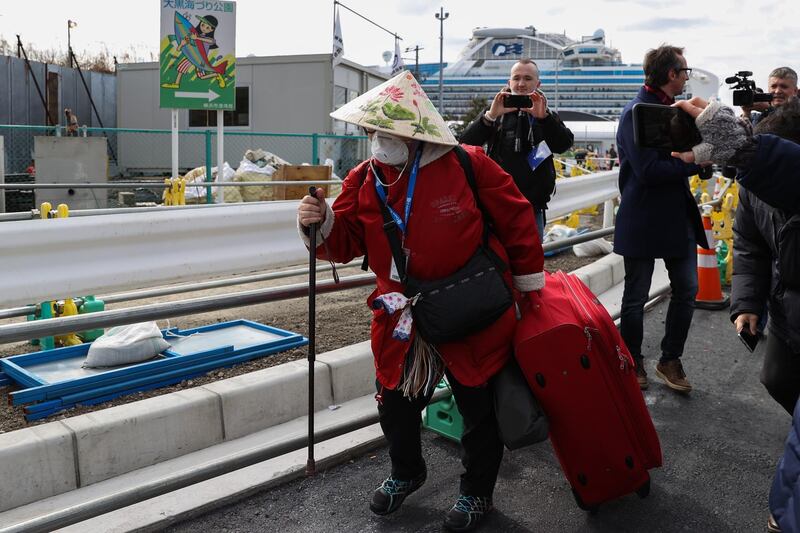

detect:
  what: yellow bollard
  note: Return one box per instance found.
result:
[563,212,580,229]
[56,204,69,218]
[40,202,53,220]
[163,178,173,206]
[177,178,186,205]
[55,298,83,347]
[689,175,702,197]
[728,181,740,209]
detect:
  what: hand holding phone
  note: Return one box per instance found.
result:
[738,330,759,353]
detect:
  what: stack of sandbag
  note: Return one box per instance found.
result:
[234,149,290,202]
[184,162,242,204]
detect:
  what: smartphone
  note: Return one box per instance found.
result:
[632,103,703,152]
[504,94,533,109]
[738,330,759,353]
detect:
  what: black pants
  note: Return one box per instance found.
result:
[761,333,800,415]
[376,369,504,497]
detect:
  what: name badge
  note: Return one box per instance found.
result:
[527,140,553,171]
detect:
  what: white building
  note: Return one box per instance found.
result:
[116,54,386,174]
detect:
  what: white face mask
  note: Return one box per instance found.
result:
[370,132,409,166]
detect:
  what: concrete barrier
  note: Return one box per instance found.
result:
[0,424,77,512]
[60,388,224,486]
[203,360,332,441]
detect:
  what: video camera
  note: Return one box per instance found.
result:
[726,71,773,107]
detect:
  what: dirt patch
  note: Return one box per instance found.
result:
[0,212,608,434]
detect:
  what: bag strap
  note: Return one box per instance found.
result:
[453,147,507,271]
[371,167,409,284]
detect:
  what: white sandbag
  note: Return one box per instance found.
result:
[83,322,171,368]
[573,238,614,257]
[234,158,277,201]
[185,162,239,202]
[543,224,577,244]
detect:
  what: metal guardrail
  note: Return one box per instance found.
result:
[0,202,308,308]
[0,181,342,189]
[0,227,616,344]
[1,171,621,309]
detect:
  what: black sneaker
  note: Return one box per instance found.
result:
[443,495,494,531]
[369,470,427,515]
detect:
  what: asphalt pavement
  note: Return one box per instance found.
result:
[168,299,790,533]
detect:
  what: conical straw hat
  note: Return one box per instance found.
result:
[330,70,457,146]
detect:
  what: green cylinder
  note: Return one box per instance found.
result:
[79,296,106,342]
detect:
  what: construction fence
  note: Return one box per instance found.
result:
[0,124,368,179]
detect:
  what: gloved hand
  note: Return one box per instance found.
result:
[692,101,752,166]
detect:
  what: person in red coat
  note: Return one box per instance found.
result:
[297,71,544,532]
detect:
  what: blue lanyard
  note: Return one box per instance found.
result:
[373,146,423,236]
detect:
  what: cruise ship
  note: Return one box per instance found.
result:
[416,27,719,121]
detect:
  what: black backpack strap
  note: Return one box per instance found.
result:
[452,145,508,271]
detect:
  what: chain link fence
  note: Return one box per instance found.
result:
[1,125,368,212]
[0,125,367,178]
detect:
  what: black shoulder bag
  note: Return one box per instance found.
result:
[373,146,513,344]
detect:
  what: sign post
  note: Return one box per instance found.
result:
[159,1,236,200]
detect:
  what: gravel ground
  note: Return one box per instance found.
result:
[0,213,607,434]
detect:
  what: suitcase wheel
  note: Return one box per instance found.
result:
[571,488,599,515]
[635,476,651,499]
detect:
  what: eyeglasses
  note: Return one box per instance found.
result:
[676,68,693,76]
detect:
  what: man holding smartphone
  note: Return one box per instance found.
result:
[460,59,574,241]
[615,44,712,393]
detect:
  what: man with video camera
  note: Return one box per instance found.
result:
[614,44,713,394]
[739,67,798,125]
[460,59,574,241]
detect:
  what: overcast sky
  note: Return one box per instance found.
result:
[2,0,797,107]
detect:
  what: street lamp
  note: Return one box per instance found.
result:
[434,7,449,112]
[404,45,424,80]
[554,47,566,113]
[67,19,77,67]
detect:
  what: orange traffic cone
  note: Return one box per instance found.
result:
[695,205,729,310]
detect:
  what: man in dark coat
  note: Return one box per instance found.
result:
[460,59,574,241]
[614,44,711,393]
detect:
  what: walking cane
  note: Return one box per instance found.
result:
[306,186,318,477]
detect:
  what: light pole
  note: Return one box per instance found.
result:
[404,45,424,80]
[554,48,565,113]
[67,19,77,67]
[435,7,449,112]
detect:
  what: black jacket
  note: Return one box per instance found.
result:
[460,109,574,209]
[731,187,800,353]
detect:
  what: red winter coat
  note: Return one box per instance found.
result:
[303,144,544,388]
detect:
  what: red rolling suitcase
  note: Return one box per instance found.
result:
[514,270,662,512]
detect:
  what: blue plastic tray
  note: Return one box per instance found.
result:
[1,320,308,417]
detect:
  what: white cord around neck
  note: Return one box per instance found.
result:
[370,157,410,188]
